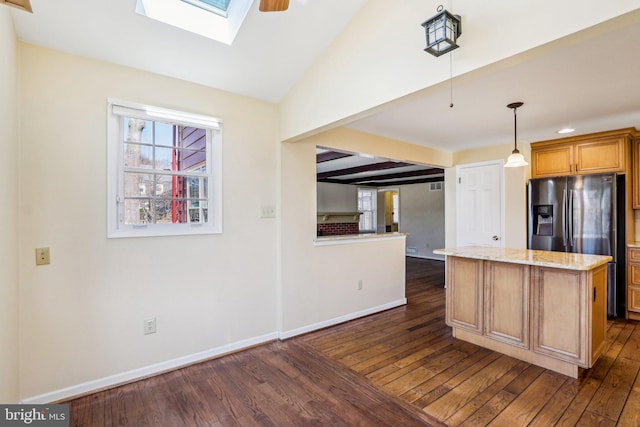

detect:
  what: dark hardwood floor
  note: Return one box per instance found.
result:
[66,257,640,426]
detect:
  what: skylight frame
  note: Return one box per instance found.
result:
[180,0,232,18]
[136,0,253,45]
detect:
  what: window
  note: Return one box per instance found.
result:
[392,193,400,224]
[181,0,232,16]
[357,188,377,233]
[107,99,222,238]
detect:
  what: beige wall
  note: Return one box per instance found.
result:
[317,182,357,212]
[280,0,639,141]
[399,183,445,260]
[0,6,19,404]
[280,128,450,334]
[445,142,531,249]
[18,43,279,400]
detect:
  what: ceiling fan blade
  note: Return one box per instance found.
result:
[259,0,289,12]
[2,0,32,13]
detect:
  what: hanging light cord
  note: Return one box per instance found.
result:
[449,53,454,108]
[513,106,519,152]
[507,102,524,153]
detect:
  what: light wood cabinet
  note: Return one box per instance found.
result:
[633,138,640,209]
[627,247,640,320]
[445,257,483,334]
[484,261,529,348]
[443,254,607,378]
[531,266,606,366]
[531,129,632,178]
[531,144,574,177]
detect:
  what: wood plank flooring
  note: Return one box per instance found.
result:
[302,258,640,426]
[65,257,640,426]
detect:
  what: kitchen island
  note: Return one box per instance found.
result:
[434,247,612,378]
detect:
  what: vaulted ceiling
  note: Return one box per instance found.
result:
[9,2,640,153]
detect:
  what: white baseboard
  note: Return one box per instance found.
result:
[21,300,408,404]
[20,331,279,404]
[278,299,407,340]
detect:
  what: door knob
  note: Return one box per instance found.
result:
[492,235,499,241]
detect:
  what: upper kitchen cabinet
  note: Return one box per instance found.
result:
[531,129,634,178]
[633,136,640,209]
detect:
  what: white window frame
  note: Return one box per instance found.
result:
[357,187,377,233]
[107,98,223,238]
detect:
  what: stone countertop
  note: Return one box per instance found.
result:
[314,232,407,245]
[433,246,612,271]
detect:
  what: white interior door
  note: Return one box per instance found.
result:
[456,160,504,247]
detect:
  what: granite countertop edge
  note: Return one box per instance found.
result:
[434,246,612,271]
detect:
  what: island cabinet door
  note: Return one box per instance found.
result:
[531,266,588,365]
[446,256,483,334]
[484,261,529,348]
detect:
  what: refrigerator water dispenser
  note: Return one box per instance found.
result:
[533,205,553,236]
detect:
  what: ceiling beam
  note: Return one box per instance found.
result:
[316,151,354,163]
[324,168,444,185]
[325,176,444,187]
[317,161,412,179]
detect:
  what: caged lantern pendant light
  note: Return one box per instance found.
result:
[504,102,529,168]
[421,5,462,57]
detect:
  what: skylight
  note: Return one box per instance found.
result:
[136,0,252,45]
[181,0,232,17]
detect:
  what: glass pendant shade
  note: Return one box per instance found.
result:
[421,9,462,57]
[504,150,528,168]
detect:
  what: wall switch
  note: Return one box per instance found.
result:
[35,247,50,266]
[260,205,276,218]
[144,317,157,335]
[357,279,363,290]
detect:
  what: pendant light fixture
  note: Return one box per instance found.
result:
[421,5,462,57]
[504,102,528,168]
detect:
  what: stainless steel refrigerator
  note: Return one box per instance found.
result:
[528,173,625,317]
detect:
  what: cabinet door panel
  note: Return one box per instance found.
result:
[633,139,640,209]
[532,267,586,364]
[532,145,572,177]
[484,262,529,348]
[575,138,625,173]
[591,266,607,363]
[446,257,483,334]
[629,262,640,286]
[629,285,640,312]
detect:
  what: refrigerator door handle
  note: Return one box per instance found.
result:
[568,189,574,249]
[562,189,568,248]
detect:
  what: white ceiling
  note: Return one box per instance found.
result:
[10,0,368,103]
[9,2,640,153]
[347,20,640,152]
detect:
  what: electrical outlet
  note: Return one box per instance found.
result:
[144,317,157,335]
[35,247,51,266]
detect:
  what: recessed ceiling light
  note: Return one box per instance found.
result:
[557,128,575,134]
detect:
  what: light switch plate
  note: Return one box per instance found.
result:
[260,205,276,218]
